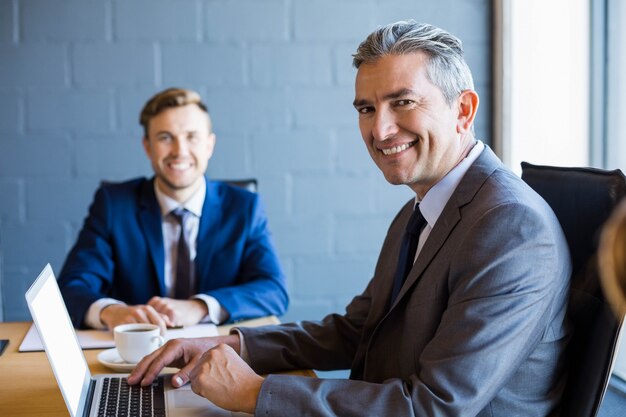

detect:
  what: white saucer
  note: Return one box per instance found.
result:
[97,348,137,372]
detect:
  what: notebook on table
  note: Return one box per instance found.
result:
[25,263,250,417]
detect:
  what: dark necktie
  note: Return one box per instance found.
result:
[171,208,193,299]
[390,205,427,304]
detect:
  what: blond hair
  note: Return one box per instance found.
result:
[139,88,209,137]
[598,198,626,318]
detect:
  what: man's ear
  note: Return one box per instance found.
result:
[206,133,216,159]
[456,90,479,134]
[142,136,150,156]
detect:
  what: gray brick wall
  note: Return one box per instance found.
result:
[0,0,492,322]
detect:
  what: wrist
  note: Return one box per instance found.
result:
[243,376,264,414]
[222,334,241,354]
[191,299,209,320]
[100,304,121,327]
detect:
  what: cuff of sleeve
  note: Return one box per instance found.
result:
[255,374,303,417]
[86,298,126,329]
[229,328,250,363]
[191,294,230,324]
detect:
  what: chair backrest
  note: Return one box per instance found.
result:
[521,162,626,417]
[101,178,258,193]
[222,178,258,193]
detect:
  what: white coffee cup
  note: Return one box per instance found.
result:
[113,323,165,364]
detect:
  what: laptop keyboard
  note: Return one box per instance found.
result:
[97,376,166,417]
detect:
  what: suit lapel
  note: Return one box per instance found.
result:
[388,206,461,310]
[388,146,501,311]
[195,179,223,292]
[138,178,166,295]
[357,147,503,378]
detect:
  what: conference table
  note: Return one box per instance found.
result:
[0,317,314,416]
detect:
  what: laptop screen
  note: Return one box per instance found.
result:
[26,264,92,417]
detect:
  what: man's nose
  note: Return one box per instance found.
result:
[172,137,189,155]
[371,110,398,141]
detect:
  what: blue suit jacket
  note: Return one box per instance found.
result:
[58,177,289,328]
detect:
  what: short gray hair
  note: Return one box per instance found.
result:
[353,21,474,105]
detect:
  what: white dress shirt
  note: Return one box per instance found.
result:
[414,140,484,259]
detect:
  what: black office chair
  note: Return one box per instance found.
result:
[222,178,257,193]
[521,162,626,417]
[101,178,257,193]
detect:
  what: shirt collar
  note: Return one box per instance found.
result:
[417,140,484,227]
[154,176,206,218]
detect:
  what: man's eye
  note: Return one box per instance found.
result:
[357,107,373,114]
[396,99,414,106]
[157,134,172,142]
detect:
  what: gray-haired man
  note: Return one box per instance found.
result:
[129,21,571,417]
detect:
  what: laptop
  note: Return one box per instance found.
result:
[25,264,250,417]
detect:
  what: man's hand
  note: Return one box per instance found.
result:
[127,334,241,388]
[190,344,264,414]
[147,297,208,327]
[100,304,172,333]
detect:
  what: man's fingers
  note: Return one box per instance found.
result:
[134,349,172,386]
[147,296,162,305]
[138,340,188,386]
[106,305,176,332]
[147,297,169,311]
[128,337,216,387]
[127,348,161,385]
[128,306,151,323]
[147,297,165,312]
[141,305,169,334]
[161,314,175,328]
[147,297,178,323]
[172,363,196,388]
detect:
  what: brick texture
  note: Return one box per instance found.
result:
[0,45,66,88]
[26,90,112,132]
[0,93,21,131]
[205,0,287,42]
[0,0,492,322]
[250,45,333,87]
[161,44,245,86]
[73,44,155,87]
[0,1,14,42]
[21,0,106,41]
[293,0,373,41]
[114,0,200,41]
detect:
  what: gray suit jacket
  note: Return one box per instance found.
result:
[240,147,571,417]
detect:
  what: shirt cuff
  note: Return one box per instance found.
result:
[86,298,126,329]
[230,328,250,363]
[191,294,230,324]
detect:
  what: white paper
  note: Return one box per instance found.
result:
[19,323,219,352]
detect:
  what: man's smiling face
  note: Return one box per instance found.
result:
[353,52,470,197]
[143,104,215,202]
